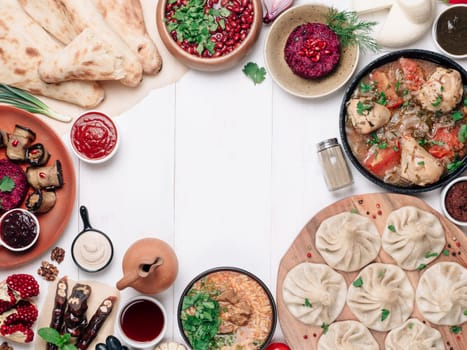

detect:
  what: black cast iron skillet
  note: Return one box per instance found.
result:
[339,49,467,194]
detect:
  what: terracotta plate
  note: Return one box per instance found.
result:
[264,4,360,98]
[277,193,466,349]
[0,106,76,268]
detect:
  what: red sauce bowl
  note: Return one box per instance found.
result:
[70,111,119,164]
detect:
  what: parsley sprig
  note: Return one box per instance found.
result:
[0,176,15,193]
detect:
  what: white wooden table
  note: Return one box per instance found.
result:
[3,0,466,348]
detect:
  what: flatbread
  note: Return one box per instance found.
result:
[17,0,79,44]
[35,277,119,350]
[38,28,128,83]
[0,0,105,108]
[93,0,163,75]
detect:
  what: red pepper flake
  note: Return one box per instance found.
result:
[456,241,461,248]
[376,203,381,208]
[303,335,308,339]
[372,214,377,219]
[306,252,312,258]
[12,139,19,147]
[456,335,461,341]
[377,210,382,216]
[39,172,46,179]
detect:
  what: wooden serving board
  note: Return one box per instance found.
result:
[277,193,466,350]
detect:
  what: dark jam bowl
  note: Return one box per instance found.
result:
[339,49,467,194]
[177,266,277,349]
[0,209,40,252]
[432,4,467,60]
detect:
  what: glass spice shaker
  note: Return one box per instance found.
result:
[317,138,353,191]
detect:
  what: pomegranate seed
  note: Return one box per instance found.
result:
[39,172,46,178]
[11,139,19,147]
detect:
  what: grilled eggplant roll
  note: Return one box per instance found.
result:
[0,129,8,148]
[6,125,36,161]
[26,160,63,190]
[26,189,56,214]
[64,283,91,338]
[47,276,68,350]
[76,296,117,350]
[26,143,50,166]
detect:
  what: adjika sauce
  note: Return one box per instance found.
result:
[445,180,467,222]
[436,6,467,55]
[71,113,117,160]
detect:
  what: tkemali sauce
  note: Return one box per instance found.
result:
[71,112,117,160]
[120,299,164,342]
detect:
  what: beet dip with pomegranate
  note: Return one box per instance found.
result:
[284,23,341,79]
[165,0,254,58]
[71,112,118,161]
[445,180,467,222]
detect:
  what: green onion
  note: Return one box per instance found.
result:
[0,84,70,122]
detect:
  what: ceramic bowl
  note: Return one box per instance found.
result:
[432,4,467,60]
[264,4,360,98]
[0,209,40,252]
[178,266,277,349]
[339,49,467,194]
[70,111,119,164]
[116,295,167,349]
[440,175,467,227]
[156,0,263,71]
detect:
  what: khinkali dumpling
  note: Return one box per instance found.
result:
[382,206,445,270]
[282,263,346,326]
[347,263,414,331]
[416,262,467,325]
[385,318,445,350]
[315,212,381,272]
[317,320,379,350]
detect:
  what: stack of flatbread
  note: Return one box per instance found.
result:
[0,0,162,108]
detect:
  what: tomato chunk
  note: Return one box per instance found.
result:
[399,57,425,91]
[364,144,401,177]
[428,126,464,159]
[371,70,403,109]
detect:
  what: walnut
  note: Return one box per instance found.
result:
[51,247,65,264]
[37,261,59,281]
[0,342,13,350]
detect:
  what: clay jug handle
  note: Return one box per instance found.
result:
[116,257,164,290]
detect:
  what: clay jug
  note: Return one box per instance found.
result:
[116,238,178,294]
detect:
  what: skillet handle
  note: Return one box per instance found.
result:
[79,205,93,231]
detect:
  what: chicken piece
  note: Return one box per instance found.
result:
[347,98,391,134]
[216,290,240,304]
[227,301,251,325]
[218,322,235,334]
[400,137,444,186]
[417,67,463,113]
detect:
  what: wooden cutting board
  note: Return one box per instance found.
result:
[277,193,466,350]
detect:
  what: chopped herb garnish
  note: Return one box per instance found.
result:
[440,86,444,92]
[459,124,467,143]
[417,263,427,271]
[378,269,386,280]
[350,208,359,214]
[359,82,373,93]
[303,298,313,308]
[403,89,409,96]
[447,159,464,172]
[378,142,388,150]
[450,325,462,334]
[452,111,463,122]
[464,310,467,316]
[408,322,414,330]
[367,132,379,145]
[381,309,390,321]
[402,100,409,107]
[353,277,363,287]
[377,91,387,106]
[464,97,467,107]
[425,252,438,259]
[321,322,330,334]
[387,224,396,232]
[242,62,266,85]
[417,161,425,166]
[430,140,445,146]
[443,249,450,256]
[0,176,15,193]
[392,146,399,152]
[395,81,401,91]
[357,101,373,115]
[431,96,442,107]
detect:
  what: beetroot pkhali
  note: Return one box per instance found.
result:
[284,23,340,79]
[0,159,28,213]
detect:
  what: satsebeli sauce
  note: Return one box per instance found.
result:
[72,230,112,271]
[71,112,117,160]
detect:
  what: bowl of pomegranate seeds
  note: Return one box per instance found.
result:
[156,0,262,71]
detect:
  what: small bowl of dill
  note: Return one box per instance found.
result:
[265,5,378,98]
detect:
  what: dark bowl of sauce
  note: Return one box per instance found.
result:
[441,175,467,227]
[0,209,40,251]
[70,111,119,164]
[432,4,467,59]
[116,295,166,348]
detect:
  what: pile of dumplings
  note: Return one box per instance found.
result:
[282,206,467,350]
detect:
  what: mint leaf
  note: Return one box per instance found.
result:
[38,328,62,345]
[243,62,266,85]
[353,277,363,287]
[62,344,78,350]
[0,176,15,193]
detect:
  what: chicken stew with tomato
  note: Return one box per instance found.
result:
[345,57,466,187]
